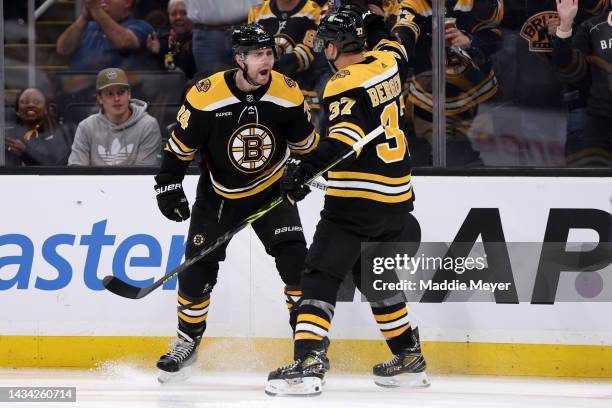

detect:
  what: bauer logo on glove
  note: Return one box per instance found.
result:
[154,175,191,222]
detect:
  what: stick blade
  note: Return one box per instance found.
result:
[102,275,145,299]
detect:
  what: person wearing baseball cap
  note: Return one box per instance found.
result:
[68,67,162,166]
[95,68,132,125]
[96,67,130,91]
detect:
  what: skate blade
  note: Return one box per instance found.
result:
[374,371,430,389]
[265,377,323,397]
[158,366,192,384]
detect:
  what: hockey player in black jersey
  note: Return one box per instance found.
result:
[552,0,612,165]
[248,0,326,126]
[153,23,319,383]
[265,6,429,396]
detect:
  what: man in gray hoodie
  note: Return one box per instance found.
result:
[68,67,162,166]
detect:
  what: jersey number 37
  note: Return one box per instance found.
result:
[329,98,407,163]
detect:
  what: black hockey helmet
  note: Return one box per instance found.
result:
[314,7,366,53]
[231,23,277,58]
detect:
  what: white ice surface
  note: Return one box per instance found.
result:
[0,367,610,408]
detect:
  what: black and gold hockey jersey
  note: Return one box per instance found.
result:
[552,11,612,118]
[248,0,322,109]
[384,0,403,17]
[502,0,608,107]
[161,69,319,200]
[503,0,608,51]
[393,0,503,115]
[381,0,404,31]
[303,38,414,216]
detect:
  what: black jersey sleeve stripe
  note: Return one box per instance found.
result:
[164,132,197,161]
[287,129,320,153]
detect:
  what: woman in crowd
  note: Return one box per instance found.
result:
[4,87,72,167]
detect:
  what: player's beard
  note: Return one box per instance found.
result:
[244,65,271,87]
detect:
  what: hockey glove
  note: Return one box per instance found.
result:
[342,2,388,48]
[281,156,314,206]
[154,174,190,222]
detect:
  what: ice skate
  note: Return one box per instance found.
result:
[373,344,430,388]
[265,349,330,396]
[157,332,199,384]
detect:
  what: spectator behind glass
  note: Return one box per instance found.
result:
[552,0,612,166]
[392,0,503,167]
[187,0,260,77]
[144,9,169,32]
[4,88,73,167]
[146,0,197,78]
[68,68,162,166]
[502,0,608,167]
[248,0,325,128]
[56,0,155,71]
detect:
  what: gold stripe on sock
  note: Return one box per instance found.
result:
[374,308,407,323]
[191,298,211,310]
[381,323,411,339]
[297,313,331,329]
[295,332,324,341]
[178,311,208,324]
[177,294,191,306]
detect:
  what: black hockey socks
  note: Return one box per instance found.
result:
[294,299,335,358]
[177,290,210,339]
[269,242,307,332]
[294,269,342,359]
[284,286,303,332]
[371,303,416,355]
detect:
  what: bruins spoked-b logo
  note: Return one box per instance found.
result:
[228,123,275,173]
[275,34,295,57]
[195,78,211,92]
[192,234,205,246]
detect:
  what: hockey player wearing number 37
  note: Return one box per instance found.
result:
[266,5,429,397]
[153,23,319,383]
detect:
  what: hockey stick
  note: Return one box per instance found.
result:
[306,178,328,191]
[102,124,385,299]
